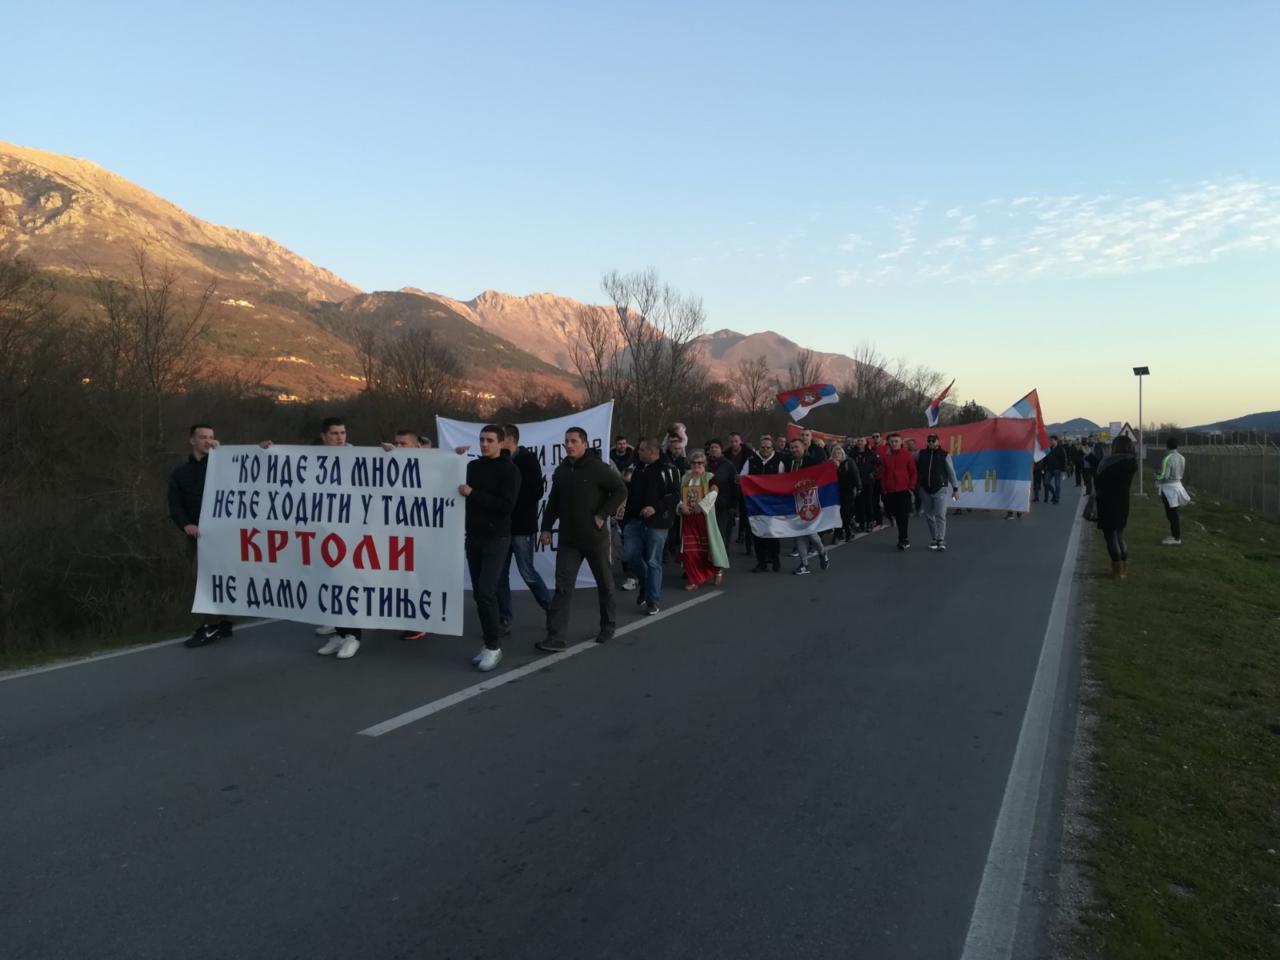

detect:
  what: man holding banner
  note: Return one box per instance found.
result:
[460,425,521,672]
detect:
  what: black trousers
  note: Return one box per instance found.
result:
[885,491,913,544]
[1103,527,1128,561]
[1083,469,1095,495]
[1161,494,1181,539]
[546,537,616,641]
[466,535,510,649]
[753,536,781,568]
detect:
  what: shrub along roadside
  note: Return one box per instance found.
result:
[1082,493,1280,957]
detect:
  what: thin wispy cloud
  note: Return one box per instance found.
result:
[827,179,1280,285]
[792,274,814,285]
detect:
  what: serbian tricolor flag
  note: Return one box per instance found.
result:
[925,379,955,427]
[741,462,842,537]
[777,383,838,421]
[1001,389,1052,461]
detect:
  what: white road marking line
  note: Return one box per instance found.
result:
[357,591,726,737]
[959,503,1085,959]
[0,619,280,682]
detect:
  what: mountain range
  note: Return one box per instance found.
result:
[1,140,872,404]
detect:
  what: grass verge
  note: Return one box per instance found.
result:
[1083,493,1280,957]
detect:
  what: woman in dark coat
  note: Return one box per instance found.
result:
[1094,435,1138,578]
[830,445,862,542]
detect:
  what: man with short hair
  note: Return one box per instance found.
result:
[621,439,681,614]
[879,433,919,550]
[743,435,786,572]
[787,437,831,575]
[496,423,553,627]
[459,425,521,671]
[1042,435,1068,505]
[850,436,881,532]
[311,417,367,659]
[705,440,738,548]
[917,434,960,551]
[610,434,637,474]
[536,428,628,651]
[799,428,828,462]
[169,423,234,648]
[725,432,751,548]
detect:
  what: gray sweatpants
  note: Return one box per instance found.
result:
[923,489,950,543]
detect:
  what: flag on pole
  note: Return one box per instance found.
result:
[925,379,955,427]
[776,383,838,421]
[1001,389,1051,460]
[740,462,842,537]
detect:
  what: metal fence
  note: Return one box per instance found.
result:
[1168,443,1280,517]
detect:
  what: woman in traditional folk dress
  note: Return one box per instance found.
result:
[677,450,730,590]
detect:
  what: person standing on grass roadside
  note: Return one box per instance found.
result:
[536,427,628,652]
[459,425,520,672]
[1155,437,1190,546]
[878,433,919,550]
[1095,435,1138,579]
[169,423,234,649]
[916,434,960,551]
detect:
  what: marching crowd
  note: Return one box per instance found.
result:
[168,416,1184,673]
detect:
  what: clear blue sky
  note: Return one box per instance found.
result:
[7,0,1278,425]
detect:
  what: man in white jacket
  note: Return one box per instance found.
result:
[1155,437,1190,545]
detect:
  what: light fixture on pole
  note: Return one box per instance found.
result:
[1133,366,1150,491]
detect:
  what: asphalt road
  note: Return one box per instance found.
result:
[1,495,1083,960]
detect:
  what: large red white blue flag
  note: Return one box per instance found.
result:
[741,462,842,537]
[925,379,955,427]
[1000,389,1051,461]
[776,382,838,421]
[893,419,1038,512]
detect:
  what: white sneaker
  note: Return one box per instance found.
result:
[476,648,503,672]
[316,636,343,656]
[620,577,638,591]
[335,635,361,659]
[471,646,487,665]
[315,624,336,637]
[1162,537,1182,546]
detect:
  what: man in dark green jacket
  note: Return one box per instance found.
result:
[535,427,628,651]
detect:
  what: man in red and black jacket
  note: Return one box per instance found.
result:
[878,432,919,550]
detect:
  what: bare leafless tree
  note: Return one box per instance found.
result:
[375,327,464,407]
[727,355,774,416]
[779,347,827,392]
[565,303,626,408]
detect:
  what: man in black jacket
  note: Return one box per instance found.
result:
[536,427,628,651]
[460,425,521,671]
[496,424,552,629]
[621,439,681,614]
[168,423,233,648]
[743,435,787,572]
[706,439,738,549]
[1043,435,1068,505]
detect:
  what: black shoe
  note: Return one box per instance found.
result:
[636,591,647,606]
[750,563,767,573]
[184,624,217,648]
[645,602,660,616]
[771,562,781,572]
[595,630,614,645]
[216,620,233,638]
[535,637,568,653]
[896,542,906,551]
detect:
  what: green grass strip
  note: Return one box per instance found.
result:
[1086,493,1280,958]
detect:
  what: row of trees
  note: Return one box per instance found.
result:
[0,253,972,660]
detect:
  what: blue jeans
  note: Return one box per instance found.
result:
[496,534,552,623]
[622,519,668,605]
[1045,470,1063,503]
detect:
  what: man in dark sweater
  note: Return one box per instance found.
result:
[460,425,521,671]
[496,423,552,628]
[168,423,233,648]
[1043,435,1068,505]
[621,438,681,614]
[706,439,739,549]
[536,427,628,651]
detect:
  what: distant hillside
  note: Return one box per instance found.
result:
[1188,410,1280,433]
[0,141,357,301]
[1045,417,1102,435]
[693,328,862,386]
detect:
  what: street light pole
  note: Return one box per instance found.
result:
[1133,366,1150,493]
